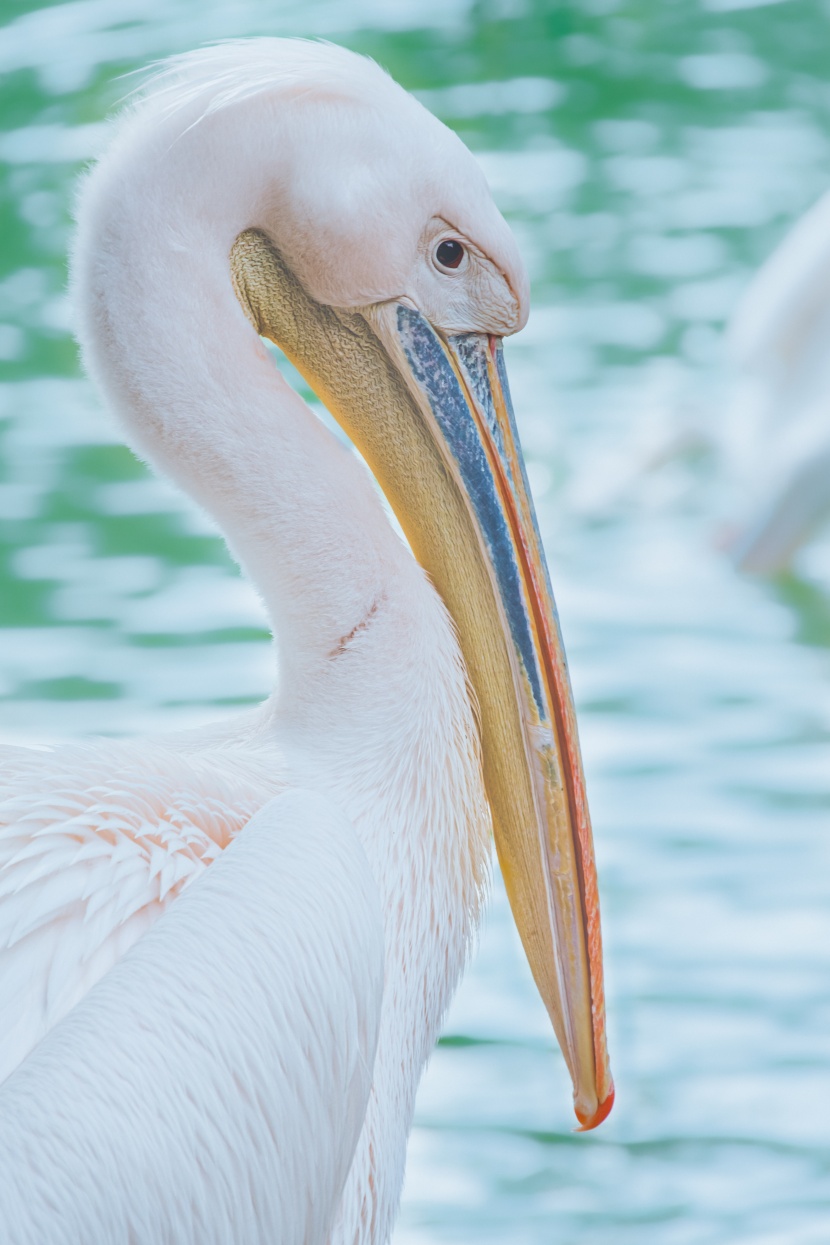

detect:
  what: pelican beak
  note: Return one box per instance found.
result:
[229,231,614,1130]
[380,307,613,1130]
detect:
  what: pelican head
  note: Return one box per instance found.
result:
[75,39,612,1131]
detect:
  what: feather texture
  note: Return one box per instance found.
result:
[0,737,281,1084]
[0,790,384,1245]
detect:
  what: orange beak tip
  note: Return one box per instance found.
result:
[573,1081,615,1133]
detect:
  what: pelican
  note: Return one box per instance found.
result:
[723,187,830,572]
[0,40,613,1243]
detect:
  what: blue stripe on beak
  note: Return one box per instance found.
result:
[396,305,545,716]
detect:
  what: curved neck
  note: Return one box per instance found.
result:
[72,85,494,1245]
[73,100,408,698]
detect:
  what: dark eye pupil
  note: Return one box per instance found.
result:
[436,239,464,269]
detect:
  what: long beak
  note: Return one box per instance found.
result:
[230,230,614,1129]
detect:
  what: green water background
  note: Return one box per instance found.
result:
[2,1,830,1241]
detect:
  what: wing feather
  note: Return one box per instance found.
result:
[0,737,281,1082]
[0,789,384,1245]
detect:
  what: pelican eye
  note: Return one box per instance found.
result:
[435,239,465,270]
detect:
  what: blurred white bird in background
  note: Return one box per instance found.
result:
[720,188,830,573]
[0,40,612,1244]
[565,190,830,578]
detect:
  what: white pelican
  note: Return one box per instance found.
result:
[0,40,613,1243]
[724,187,830,572]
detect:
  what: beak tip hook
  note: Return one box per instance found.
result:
[573,1081,615,1133]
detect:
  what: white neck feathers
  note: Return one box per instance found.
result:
[73,89,411,702]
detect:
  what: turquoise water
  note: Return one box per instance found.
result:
[2,1,830,1240]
